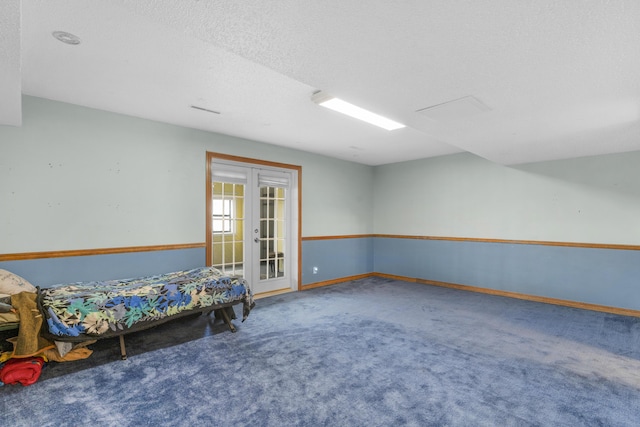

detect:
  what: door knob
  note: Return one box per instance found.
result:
[254,237,260,243]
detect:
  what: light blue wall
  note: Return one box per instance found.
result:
[374,238,640,311]
[3,97,640,312]
[373,152,640,311]
[374,152,640,245]
[0,96,373,286]
[0,96,374,254]
[0,248,204,287]
[302,237,373,285]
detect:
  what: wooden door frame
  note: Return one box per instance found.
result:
[206,151,302,291]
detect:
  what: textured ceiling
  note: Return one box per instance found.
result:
[0,0,21,126]
[2,0,640,165]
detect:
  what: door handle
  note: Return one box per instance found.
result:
[254,237,260,243]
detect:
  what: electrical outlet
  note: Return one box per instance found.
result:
[312,266,318,274]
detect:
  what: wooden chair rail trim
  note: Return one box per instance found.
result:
[0,243,206,262]
[301,234,640,251]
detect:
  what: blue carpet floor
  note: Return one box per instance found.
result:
[1,276,640,426]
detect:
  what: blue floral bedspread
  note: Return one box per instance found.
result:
[39,267,254,338]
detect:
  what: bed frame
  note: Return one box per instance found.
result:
[115,304,239,360]
[36,267,254,360]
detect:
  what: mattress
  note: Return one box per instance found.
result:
[38,267,253,340]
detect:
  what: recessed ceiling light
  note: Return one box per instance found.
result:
[312,91,405,131]
[52,31,81,45]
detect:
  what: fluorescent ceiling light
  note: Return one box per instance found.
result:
[312,91,405,131]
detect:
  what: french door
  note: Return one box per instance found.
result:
[207,154,299,295]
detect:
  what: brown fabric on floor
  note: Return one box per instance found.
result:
[6,292,54,358]
[44,340,96,362]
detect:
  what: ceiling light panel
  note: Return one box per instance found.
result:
[312,91,405,131]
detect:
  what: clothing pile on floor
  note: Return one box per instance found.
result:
[0,357,45,386]
[0,269,94,387]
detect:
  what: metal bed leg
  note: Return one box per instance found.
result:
[219,308,237,333]
[119,335,127,360]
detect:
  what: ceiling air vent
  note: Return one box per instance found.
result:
[191,105,220,115]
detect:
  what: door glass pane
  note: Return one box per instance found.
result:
[259,185,286,280]
[212,181,245,277]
